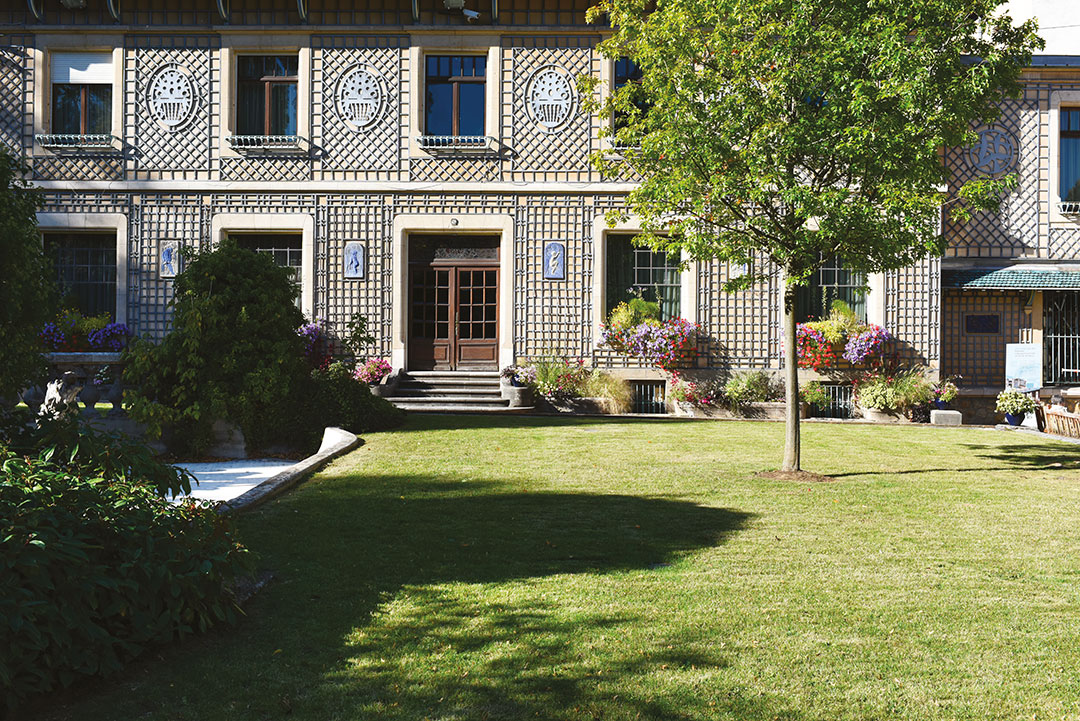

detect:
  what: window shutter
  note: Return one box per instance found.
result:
[51,52,113,85]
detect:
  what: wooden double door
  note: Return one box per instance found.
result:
[409,263,499,370]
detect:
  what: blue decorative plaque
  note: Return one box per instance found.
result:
[543,241,566,280]
[344,241,365,279]
[160,240,179,279]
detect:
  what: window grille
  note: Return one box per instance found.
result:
[807,384,855,419]
[606,234,681,320]
[1045,291,1080,385]
[44,232,117,319]
[630,380,666,414]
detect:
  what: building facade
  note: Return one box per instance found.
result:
[1,1,1077,420]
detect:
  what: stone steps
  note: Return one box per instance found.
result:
[387,371,516,413]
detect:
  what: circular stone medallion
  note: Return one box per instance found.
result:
[526,66,576,132]
[146,65,196,130]
[336,66,386,130]
[967,127,1018,176]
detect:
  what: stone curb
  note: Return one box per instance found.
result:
[993,424,1080,445]
[215,427,361,514]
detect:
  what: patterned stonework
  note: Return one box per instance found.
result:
[146,65,196,130]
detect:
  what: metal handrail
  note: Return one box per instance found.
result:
[226,134,304,151]
[35,134,115,150]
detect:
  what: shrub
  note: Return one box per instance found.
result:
[296,362,404,448]
[724,370,782,407]
[995,389,1037,415]
[123,240,308,455]
[0,445,251,711]
[933,377,960,404]
[0,148,56,402]
[518,357,630,410]
[854,369,932,412]
[354,358,392,385]
[800,380,829,408]
[298,321,333,369]
[667,374,721,407]
[579,370,632,413]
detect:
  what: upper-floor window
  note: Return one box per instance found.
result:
[51,52,112,135]
[1061,108,1080,202]
[44,232,117,320]
[605,234,681,321]
[796,257,866,322]
[236,55,298,136]
[425,55,486,137]
[613,57,646,133]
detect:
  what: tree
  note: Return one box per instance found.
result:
[586,0,1042,471]
[0,147,55,402]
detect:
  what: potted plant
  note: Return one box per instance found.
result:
[995,389,1037,426]
[354,358,396,396]
[853,369,932,423]
[500,365,536,408]
[931,377,960,409]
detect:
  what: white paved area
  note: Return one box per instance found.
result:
[174,459,297,503]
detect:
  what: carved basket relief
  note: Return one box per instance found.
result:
[336,66,386,131]
[146,65,196,130]
[526,66,576,132]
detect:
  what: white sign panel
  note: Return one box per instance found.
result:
[1005,342,1042,392]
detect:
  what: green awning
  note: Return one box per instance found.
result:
[942,268,1080,290]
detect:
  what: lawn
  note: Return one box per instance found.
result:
[38,415,1080,721]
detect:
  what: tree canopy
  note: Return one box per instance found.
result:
[587,0,1043,471]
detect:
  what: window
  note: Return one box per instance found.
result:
[1061,109,1080,202]
[796,257,866,322]
[231,233,302,307]
[964,314,1001,335]
[605,234,681,320]
[44,232,117,319]
[424,55,486,137]
[50,52,112,135]
[613,57,647,134]
[236,55,298,136]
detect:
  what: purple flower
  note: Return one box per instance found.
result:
[87,323,132,351]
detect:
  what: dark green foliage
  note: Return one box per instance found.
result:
[0,148,56,401]
[0,407,193,498]
[123,240,308,455]
[0,444,251,711]
[296,362,405,448]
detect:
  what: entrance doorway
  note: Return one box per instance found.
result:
[408,235,499,370]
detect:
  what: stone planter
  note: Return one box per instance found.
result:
[686,401,806,420]
[505,385,534,408]
[858,406,911,423]
[672,400,697,417]
[369,370,401,398]
[538,396,614,414]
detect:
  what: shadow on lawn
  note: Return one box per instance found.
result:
[38,475,769,721]
[827,441,1080,478]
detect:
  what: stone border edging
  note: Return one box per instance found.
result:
[993,424,1080,445]
[215,427,361,514]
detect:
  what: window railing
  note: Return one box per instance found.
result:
[1057,201,1080,215]
[417,135,497,156]
[226,135,304,152]
[35,134,116,151]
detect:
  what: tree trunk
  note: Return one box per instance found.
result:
[782,284,801,472]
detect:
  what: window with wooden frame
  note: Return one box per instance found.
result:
[612,57,647,135]
[44,232,118,319]
[236,55,299,136]
[50,52,112,135]
[605,234,681,321]
[424,55,486,137]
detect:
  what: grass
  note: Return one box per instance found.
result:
[37,415,1080,721]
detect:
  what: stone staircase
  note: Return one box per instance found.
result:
[387,370,524,413]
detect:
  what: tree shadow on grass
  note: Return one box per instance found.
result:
[36,474,776,721]
[827,441,1080,478]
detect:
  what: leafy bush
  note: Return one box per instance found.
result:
[518,357,630,410]
[995,389,1037,415]
[123,240,308,455]
[606,296,661,332]
[579,370,632,413]
[0,445,251,711]
[296,362,404,447]
[0,148,55,401]
[933,377,960,404]
[854,369,932,411]
[800,380,829,408]
[667,374,721,406]
[354,358,392,385]
[724,371,782,407]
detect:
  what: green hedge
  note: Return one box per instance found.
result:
[0,447,252,711]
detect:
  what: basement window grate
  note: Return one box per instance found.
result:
[630,380,667,414]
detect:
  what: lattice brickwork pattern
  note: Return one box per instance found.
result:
[501,36,600,183]
[321,196,393,357]
[940,290,1029,385]
[514,196,594,359]
[125,35,219,181]
[1049,228,1080,259]
[885,256,940,364]
[945,86,1046,259]
[697,256,780,368]
[0,36,32,156]
[312,35,408,182]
